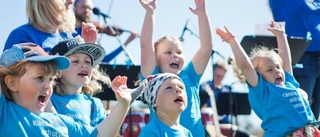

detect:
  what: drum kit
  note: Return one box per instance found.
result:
[120,109,149,137]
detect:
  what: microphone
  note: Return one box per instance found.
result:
[180,19,190,42]
[92,7,111,18]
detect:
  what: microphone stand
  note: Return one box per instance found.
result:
[101,16,137,65]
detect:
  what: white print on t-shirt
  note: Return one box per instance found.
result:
[282,91,305,113]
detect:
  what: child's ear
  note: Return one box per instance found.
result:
[153,102,158,107]
[4,76,19,92]
[56,71,62,78]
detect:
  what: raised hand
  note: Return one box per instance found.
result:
[111,76,131,105]
[268,21,285,36]
[215,26,236,43]
[189,0,206,15]
[139,0,157,12]
[81,22,98,43]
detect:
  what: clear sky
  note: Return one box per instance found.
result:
[0,0,273,91]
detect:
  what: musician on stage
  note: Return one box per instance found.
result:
[199,59,250,137]
[73,0,139,63]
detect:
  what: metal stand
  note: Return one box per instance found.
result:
[101,16,137,65]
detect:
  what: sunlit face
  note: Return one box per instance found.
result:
[155,40,185,75]
[59,53,93,93]
[74,0,93,23]
[11,63,55,113]
[154,78,187,115]
[255,57,285,86]
[213,66,226,87]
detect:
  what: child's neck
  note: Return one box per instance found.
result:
[157,112,180,128]
[62,85,83,95]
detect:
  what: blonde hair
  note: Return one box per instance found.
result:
[54,66,111,97]
[26,0,75,33]
[154,35,183,52]
[0,61,58,101]
[231,46,282,84]
[213,59,228,71]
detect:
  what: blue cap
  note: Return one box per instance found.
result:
[0,43,70,70]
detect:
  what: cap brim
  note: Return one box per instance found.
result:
[27,56,70,70]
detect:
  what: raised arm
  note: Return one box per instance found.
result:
[216,26,259,87]
[96,76,131,137]
[190,0,213,74]
[139,0,157,78]
[268,21,292,74]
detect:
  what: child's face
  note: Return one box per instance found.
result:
[255,57,285,86]
[11,63,55,113]
[155,40,185,75]
[60,53,93,91]
[154,78,187,115]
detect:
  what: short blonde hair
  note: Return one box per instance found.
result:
[26,0,75,33]
[231,46,282,84]
[213,59,228,71]
[154,35,183,52]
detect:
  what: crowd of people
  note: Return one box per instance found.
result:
[0,0,319,137]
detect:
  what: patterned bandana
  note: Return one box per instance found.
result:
[140,73,183,112]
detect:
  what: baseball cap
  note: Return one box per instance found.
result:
[49,38,106,67]
[140,73,184,112]
[0,42,70,70]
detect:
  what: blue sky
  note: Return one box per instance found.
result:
[0,0,273,91]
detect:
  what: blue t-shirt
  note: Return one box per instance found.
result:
[0,93,97,137]
[269,0,320,52]
[141,62,205,137]
[248,71,316,136]
[139,116,193,137]
[4,24,73,52]
[51,93,107,127]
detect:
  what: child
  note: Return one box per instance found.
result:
[0,42,131,136]
[139,0,212,136]
[216,21,320,136]
[45,37,110,127]
[139,73,192,137]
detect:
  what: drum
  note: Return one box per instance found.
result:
[121,109,149,137]
[201,108,214,125]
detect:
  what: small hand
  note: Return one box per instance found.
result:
[139,0,157,12]
[189,0,206,15]
[111,76,131,105]
[268,21,285,36]
[215,26,235,43]
[81,22,98,43]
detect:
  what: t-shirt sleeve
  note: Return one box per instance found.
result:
[92,98,107,125]
[4,29,33,51]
